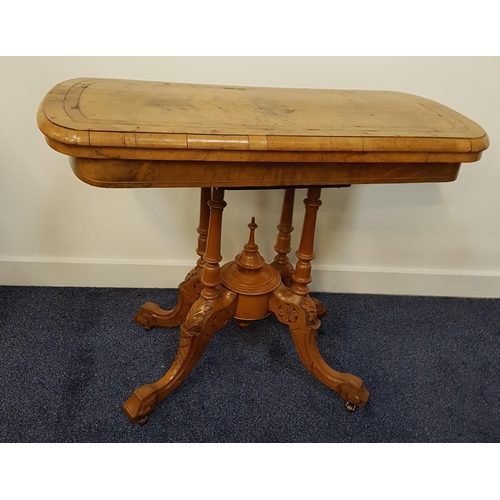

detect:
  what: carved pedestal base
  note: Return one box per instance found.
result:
[124,279,368,424]
[123,188,369,424]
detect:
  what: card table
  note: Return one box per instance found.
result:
[38,78,489,424]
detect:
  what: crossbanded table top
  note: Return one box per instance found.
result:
[38,78,489,157]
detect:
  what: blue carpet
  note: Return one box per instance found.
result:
[0,286,498,442]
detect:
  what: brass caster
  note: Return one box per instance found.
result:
[345,401,357,413]
[137,416,149,426]
[143,326,152,332]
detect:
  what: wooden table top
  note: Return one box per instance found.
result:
[38,78,489,188]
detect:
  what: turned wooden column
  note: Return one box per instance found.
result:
[271,188,295,286]
[201,187,226,301]
[291,187,322,297]
[195,187,212,269]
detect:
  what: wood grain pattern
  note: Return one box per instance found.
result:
[45,137,484,164]
[69,157,461,188]
[38,77,489,157]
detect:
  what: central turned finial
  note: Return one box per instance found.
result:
[234,217,266,271]
[245,217,258,251]
[220,216,282,325]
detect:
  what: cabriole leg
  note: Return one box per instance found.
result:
[270,187,368,409]
[123,288,237,424]
[123,187,237,423]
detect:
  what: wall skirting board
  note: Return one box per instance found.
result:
[1,259,499,298]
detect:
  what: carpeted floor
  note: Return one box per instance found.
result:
[0,286,498,442]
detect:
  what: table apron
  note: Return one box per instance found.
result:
[69,157,461,188]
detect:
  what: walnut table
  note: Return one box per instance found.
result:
[38,78,489,424]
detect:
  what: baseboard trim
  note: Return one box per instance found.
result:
[1,259,499,298]
[0,259,193,289]
[311,266,500,298]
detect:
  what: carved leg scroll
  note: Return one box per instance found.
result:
[123,187,236,423]
[270,284,369,409]
[270,187,368,409]
[290,323,369,409]
[133,188,212,330]
[123,288,237,424]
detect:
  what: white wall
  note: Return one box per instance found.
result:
[1,57,499,296]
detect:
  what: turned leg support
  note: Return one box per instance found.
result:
[133,188,212,330]
[270,187,369,409]
[270,187,326,317]
[271,187,296,287]
[124,188,238,424]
